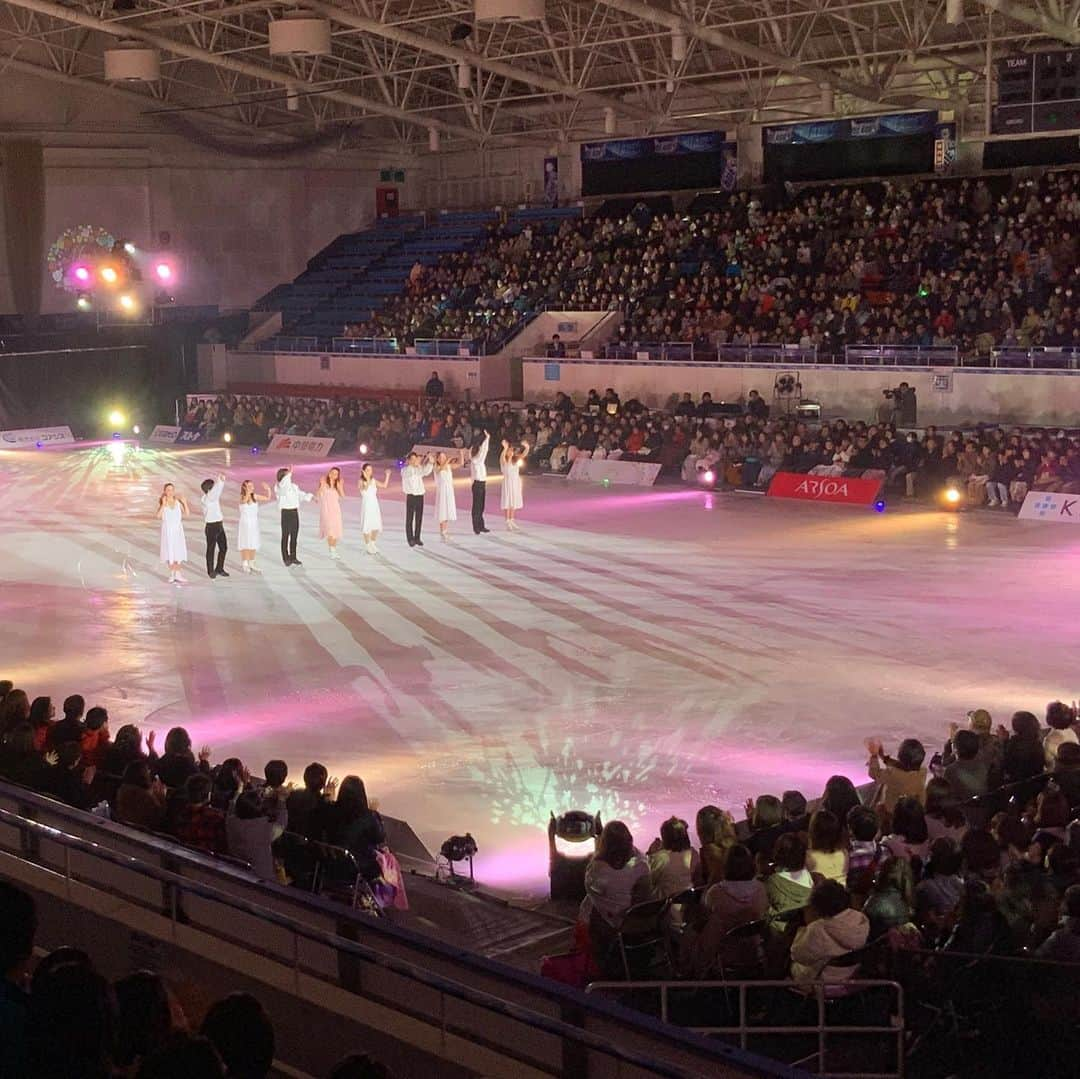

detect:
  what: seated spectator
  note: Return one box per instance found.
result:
[765,832,814,929]
[49,693,86,748]
[941,708,1001,771]
[0,881,36,1077]
[581,820,650,970]
[914,837,964,941]
[0,688,30,736]
[201,992,275,1079]
[1001,710,1046,786]
[137,1033,225,1078]
[547,334,567,358]
[647,816,699,900]
[156,727,211,789]
[312,775,385,884]
[211,758,245,811]
[806,810,847,884]
[862,857,916,940]
[424,370,444,399]
[0,723,51,790]
[45,741,94,810]
[1044,700,1079,769]
[260,759,289,820]
[227,788,286,880]
[846,805,884,900]
[789,881,869,984]
[1051,742,1080,809]
[28,695,55,751]
[81,706,112,769]
[114,971,178,1072]
[924,777,967,844]
[694,804,736,885]
[1027,787,1071,858]
[820,775,862,825]
[882,796,930,869]
[175,774,228,855]
[286,762,334,837]
[945,729,995,827]
[743,793,784,860]
[1036,883,1080,962]
[115,761,167,832]
[867,737,927,810]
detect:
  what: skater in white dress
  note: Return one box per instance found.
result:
[433,451,462,541]
[237,480,272,574]
[156,483,190,582]
[500,439,529,530]
[358,463,392,554]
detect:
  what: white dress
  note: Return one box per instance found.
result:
[237,501,260,550]
[434,466,457,522]
[359,482,383,534]
[159,502,187,563]
[501,459,523,511]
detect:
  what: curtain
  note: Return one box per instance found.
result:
[1,139,45,317]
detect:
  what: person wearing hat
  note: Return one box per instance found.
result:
[940,709,1002,773]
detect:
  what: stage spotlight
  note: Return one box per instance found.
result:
[223,432,233,444]
[701,469,716,486]
[73,265,91,284]
[601,477,611,488]
[108,409,125,427]
[154,262,173,282]
[35,441,43,449]
[118,294,136,312]
[358,442,369,455]
[112,432,121,440]
[132,424,140,435]
[250,446,259,455]
[438,833,478,884]
[123,242,136,255]
[396,458,405,467]
[549,810,600,900]
[940,486,964,510]
[100,265,119,285]
[873,499,886,513]
[76,295,92,311]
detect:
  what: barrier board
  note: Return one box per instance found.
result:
[0,425,75,447]
[567,457,662,486]
[267,434,334,457]
[767,471,883,505]
[147,425,181,444]
[1018,490,1080,524]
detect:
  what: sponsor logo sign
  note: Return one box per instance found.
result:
[767,471,883,505]
[567,457,662,487]
[0,425,75,447]
[147,425,181,444]
[267,434,334,457]
[174,429,203,444]
[1018,491,1080,523]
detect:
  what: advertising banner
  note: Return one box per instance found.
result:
[148,425,181,444]
[567,457,662,487]
[765,111,936,145]
[267,434,334,457]
[174,429,204,445]
[1018,491,1080,524]
[581,130,727,162]
[0,425,75,447]
[767,471,883,505]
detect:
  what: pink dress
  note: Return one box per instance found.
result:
[318,485,343,540]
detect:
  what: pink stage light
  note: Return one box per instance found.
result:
[73,265,91,283]
[155,262,173,282]
[701,469,716,485]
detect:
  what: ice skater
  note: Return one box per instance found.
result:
[358,463,391,554]
[200,473,229,578]
[237,480,272,573]
[401,451,433,548]
[500,439,529,531]
[469,430,491,534]
[275,466,312,566]
[156,483,189,583]
[433,450,462,541]
[316,466,346,560]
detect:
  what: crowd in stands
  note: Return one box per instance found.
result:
[0,880,394,1077]
[347,169,1080,359]
[0,683,401,915]
[181,388,1080,507]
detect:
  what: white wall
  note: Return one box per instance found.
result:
[522,359,1080,426]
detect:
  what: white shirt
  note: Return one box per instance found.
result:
[401,462,433,496]
[200,478,224,524]
[469,433,490,482]
[275,475,313,510]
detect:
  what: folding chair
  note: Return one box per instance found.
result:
[615,898,671,980]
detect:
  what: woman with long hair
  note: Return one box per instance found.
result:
[237,479,272,574]
[433,450,462,541]
[583,820,650,972]
[317,775,386,883]
[316,466,346,559]
[156,483,189,583]
[500,439,529,530]
[0,689,30,737]
[358,463,392,554]
[28,696,55,752]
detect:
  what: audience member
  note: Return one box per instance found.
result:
[789,881,869,984]
[201,992,275,1079]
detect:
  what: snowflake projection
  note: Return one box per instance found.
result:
[47,225,115,292]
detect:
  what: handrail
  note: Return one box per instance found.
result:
[0,805,782,1079]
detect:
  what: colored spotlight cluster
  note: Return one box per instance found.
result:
[65,243,178,317]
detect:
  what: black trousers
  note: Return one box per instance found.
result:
[280,508,299,563]
[204,522,227,576]
[471,480,487,533]
[405,494,424,545]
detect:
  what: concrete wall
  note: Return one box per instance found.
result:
[522,359,1080,426]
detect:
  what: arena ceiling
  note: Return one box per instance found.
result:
[0,1,1077,151]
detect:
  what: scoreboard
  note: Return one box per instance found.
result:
[992,50,1080,135]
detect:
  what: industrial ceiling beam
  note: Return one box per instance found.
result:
[976,0,1080,46]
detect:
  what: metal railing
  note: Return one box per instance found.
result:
[331,336,401,354]
[413,337,481,357]
[843,345,958,366]
[589,979,903,1079]
[988,346,1080,369]
[0,805,772,1079]
[257,335,320,353]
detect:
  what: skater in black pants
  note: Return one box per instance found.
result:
[400,451,433,547]
[274,465,312,565]
[200,474,229,578]
[469,431,491,534]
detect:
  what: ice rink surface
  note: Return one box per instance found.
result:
[2,441,1076,895]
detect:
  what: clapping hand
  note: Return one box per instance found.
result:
[325,775,339,798]
[744,796,755,821]
[147,730,157,752]
[198,744,212,763]
[865,736,883,758]
[45,751,59,767]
